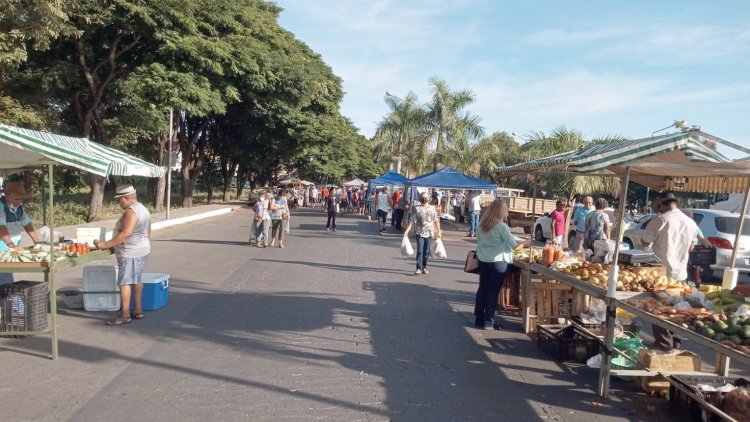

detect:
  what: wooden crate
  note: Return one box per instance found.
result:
[523,281,590,333]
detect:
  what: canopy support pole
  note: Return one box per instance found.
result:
[523,176,538,333]
[47,163,58,360]
[166,107,173,220]
[723,180,750,289]
[598,167,631,398]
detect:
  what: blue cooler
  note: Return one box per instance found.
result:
[131,273,170,311]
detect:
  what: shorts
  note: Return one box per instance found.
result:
[116,254,149,286]
[376,209,387,223]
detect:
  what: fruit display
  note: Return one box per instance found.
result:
[702,286,749,313]
[555,261,689,293]
[0,245,89,264]
[512,247,541,264]
[626,295,750,354]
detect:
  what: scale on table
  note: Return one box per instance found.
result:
[618,249,661,265]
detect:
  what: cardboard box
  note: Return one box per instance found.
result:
[637,349,702,393]
[638,349,702,372]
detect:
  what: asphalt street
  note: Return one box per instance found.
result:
[1,207,678,421]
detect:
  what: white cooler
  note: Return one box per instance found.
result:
[82,265,120,311]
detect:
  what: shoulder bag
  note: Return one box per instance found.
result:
[464,250,480,274]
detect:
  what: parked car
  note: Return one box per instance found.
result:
[625,209,750,281]
[534,204,618,247]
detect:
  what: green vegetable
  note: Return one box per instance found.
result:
[728,324,743,335]
[713,321,729,333]
[741,326,750,339]
[713,333,727,342]
[729,335,743,345]
[701,327,716,338]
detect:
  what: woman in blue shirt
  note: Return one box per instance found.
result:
[0,182,41,285]
[474,198,527,329]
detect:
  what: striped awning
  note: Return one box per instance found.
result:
[495,131,750,194]
[0,122,165,177]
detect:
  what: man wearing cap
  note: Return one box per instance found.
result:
[0,182,41,285]
[94,184,151,325]
[641,192,699,349]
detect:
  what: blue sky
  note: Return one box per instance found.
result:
[275,0,750,159]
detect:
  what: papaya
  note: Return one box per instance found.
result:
[713,333,727,342]
[727,324,743,335]
[701,327,716,338]
[728,335,743,345]
[713,321,729,333]
[741,326,750,339]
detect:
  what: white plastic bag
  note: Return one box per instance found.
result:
[401,235,414,256]
[433,238,447,259]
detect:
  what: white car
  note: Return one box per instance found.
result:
[622,213,656,250]
[534,205,617,248]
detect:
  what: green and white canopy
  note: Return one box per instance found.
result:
[495,131,750,193]
[0,122,165,178]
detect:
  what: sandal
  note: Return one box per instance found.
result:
[130,313,145,320]
[106,316,132,326]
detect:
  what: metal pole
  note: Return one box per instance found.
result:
[166,108,173,220]
[598,167,631,397]
[48,164,58,360]
[644,186,649,213]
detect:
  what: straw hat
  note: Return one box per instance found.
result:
[114,184,137,199]
[653,192,679,208]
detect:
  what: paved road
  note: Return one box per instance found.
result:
[2,207,675,421]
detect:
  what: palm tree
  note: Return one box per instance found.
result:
[373,91,429,175]
[426,77,484,169]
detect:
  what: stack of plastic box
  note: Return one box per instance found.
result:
[83,266,120,311]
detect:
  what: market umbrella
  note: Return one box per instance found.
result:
[344,178,367,187]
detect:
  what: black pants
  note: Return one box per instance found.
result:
[475,260,508,324]
[394,209,404,230]
[326,211,337,229]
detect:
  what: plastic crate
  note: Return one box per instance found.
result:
[537,324,600,362]
[83,266,120,312]
[669,375,750,422]
[0,281,48,332]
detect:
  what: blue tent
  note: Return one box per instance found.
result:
[370,170,408,186]
[407,167,496,190]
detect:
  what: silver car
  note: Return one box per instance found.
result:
[624,209,750,280]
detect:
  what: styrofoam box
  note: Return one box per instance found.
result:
[83,265,120,312]
[76,227,105,247]
[130,273,170,311]
[83,266,118,292]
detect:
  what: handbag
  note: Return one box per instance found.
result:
[464,250,480,274]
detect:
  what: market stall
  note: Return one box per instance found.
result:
[404,167,496,221]
[0,122,165,359]
[495,130,750,405]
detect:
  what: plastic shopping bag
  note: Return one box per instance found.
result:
[433,238,447,259]
[401,235,414,256]
[284,219,290,234]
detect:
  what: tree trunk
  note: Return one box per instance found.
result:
[222,162,238,202]
[236,168,248,200]
[87,173,107,222]
[154,132,168,212]
[181,165,193,208]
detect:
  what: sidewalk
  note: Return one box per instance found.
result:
[39,201,246,244]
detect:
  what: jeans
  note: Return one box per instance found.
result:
[326,211,337,229]
[415,236,432,270]
[453,206,462,222]
[255,220,269,245]
[474,260,508,324]
[469,211,480,235]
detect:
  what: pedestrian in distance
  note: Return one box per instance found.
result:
[94,184,151,325]
[583,198,611,250]
[375,188,391,234]
[269,189,289,248]
[403,192,441,275]
[251,192,271,248]
[325,187,340,232]
[358,187,366,215]
[548,200,567,246]
[467,190,482,237]
[452,190,465,223]
[474,198,529,330]
[572,196,594,252]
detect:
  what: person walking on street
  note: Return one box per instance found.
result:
[94,184,151,325]
[452,190,465,223]
[467,190,482,237]
[375,188,391,234]
[403,192,441,275]
[548,200,567,246]
[270,190,289,248]
[474,198,528,330]
[642,193,699,350]
[572,196,594,251]
[392,188,404,230]
[325,187,339,232]
[251,192,271,247]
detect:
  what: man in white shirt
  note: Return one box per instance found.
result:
[375,188,391,235]
[467,191,482,237]
[453,190,465,222]
[641,192,699,350]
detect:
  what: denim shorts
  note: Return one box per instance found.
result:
[377,209,388,223]
[116,254,149,286]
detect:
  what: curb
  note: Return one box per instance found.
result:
[102,206,239,240]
